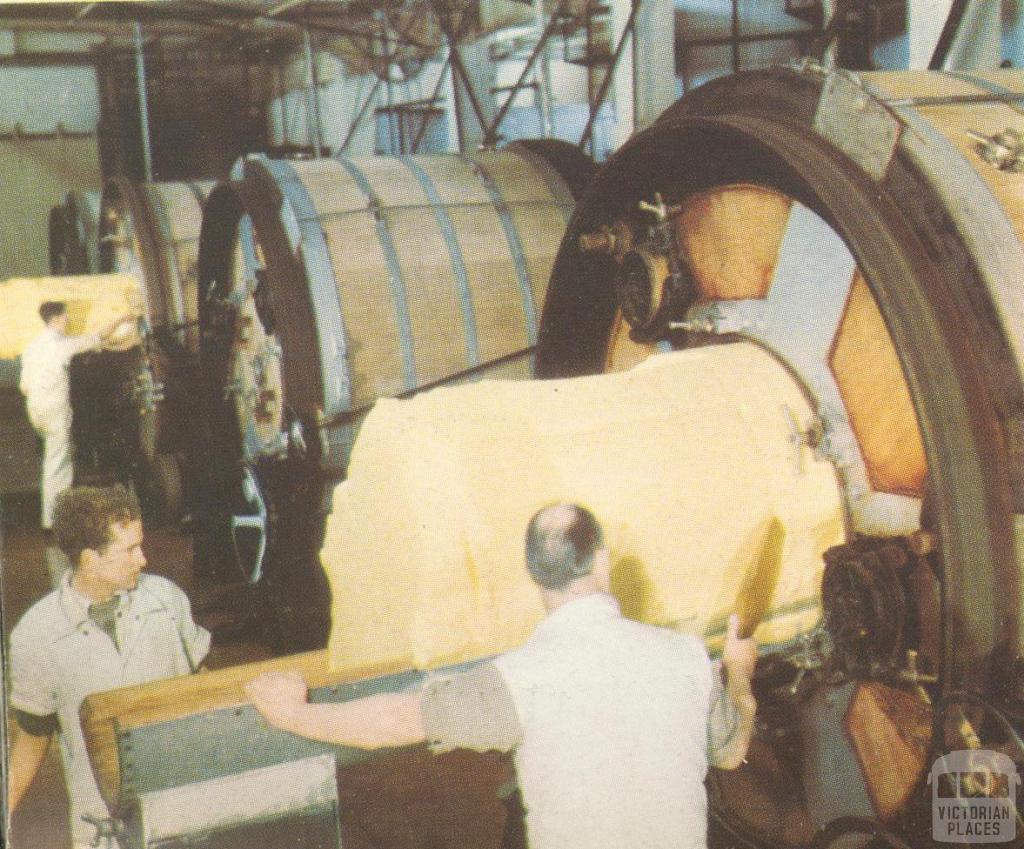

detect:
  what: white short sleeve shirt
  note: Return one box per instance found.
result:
[422,594,717,849]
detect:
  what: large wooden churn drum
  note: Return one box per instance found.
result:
[195,141,594,647]
[538,67,1024,847]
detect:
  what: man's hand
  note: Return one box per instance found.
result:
[244,670,309,731]
[97,310,141,349]
[710,614,759,769]
[102,311,137,336]
[722,613,757,684]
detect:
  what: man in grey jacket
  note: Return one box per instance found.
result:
[8,485,210,848]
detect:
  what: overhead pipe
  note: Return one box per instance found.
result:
[534,0,554,138]
[730,0,740,72]
[377,11,397,154]
[132,21,153,181]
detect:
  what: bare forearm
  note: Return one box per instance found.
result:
[715,679,757,770]
[7,730,51,811]
[261,691,426,750]
[98,312,135,341]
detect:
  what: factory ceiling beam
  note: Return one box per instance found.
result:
[0,50,99,67]
[0,0,452,86]
[186,0,439,47]
[0,17,264,61]
[0,18,239,38]
[0,0,459,64]
[132,21,154,181]
[0,2,301,53]
[0,2,263,29]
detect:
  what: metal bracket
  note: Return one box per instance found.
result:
[230,466,267,584]
[783,404,824,475]
[81,813,125,848]
[130,361,164,415]
[781,626,833,696]
[670,300,762,335]
[967,127,1024,172]
[812,70,901,181]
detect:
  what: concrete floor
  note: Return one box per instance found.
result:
[0,389,40,495]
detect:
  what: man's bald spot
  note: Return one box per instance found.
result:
[525,503,604,590]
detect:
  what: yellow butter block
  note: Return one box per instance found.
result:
[323,342,845,673]
[0,273,141,359]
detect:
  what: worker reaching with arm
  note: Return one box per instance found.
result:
[247,502,758,849]
[7,485,210,849]
[18,300,137,530]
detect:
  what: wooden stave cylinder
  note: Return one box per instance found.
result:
[536,67,1024,844]
[540,66,1022,681]
[673,68,1024,672]
[95,178,215,466]
[99,178,215,354]
[192,145,590,648]
[201,142,590,478]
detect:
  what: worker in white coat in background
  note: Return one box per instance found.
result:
[19,300,136,529]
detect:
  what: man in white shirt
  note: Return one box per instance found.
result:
[246,502,759,849]
[7,484,210,848]
[19,301,135,529]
